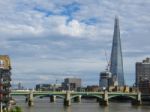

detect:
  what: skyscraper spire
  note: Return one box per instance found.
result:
[110,16,125,86]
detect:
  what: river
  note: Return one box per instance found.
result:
[13,96,150,112]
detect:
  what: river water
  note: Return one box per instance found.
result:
[13,97,150,112]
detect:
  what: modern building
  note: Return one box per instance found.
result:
[18,82,24,90]
[109,16,125,86]
[138,80,150,94]
[86,85,99,92]
[99,16,125,87]
[61,78,81,91]
[136,58,150,90]
[99,71,112,89]
[35,84,52,91]
[35,84,61,91]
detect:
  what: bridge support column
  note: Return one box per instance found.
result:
[74,95,81,103]
[50,95,56,103]
[132,92,142,106]
[28,91,34,106]
[99,91,108,106]
[64,91,71,106]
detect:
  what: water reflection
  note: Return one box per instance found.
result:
[12,96,150,112]
[101,106,109,112]
[64,106,72,112]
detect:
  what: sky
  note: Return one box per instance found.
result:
[0,0,150,88]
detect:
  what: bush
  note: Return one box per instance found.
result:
[15,106,22,112]
[10,106,22,112]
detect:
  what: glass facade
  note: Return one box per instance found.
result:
[110,17,125,86]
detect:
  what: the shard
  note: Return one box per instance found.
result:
[110,16,125,86]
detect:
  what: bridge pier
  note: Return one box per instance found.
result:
[28,91,34,106]
[132,92,142,106]
[64,91,71,106]
[99,91,108,106]
[74,95,81,103]
[50,95,56,103]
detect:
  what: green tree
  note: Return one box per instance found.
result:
[10,106,22,112]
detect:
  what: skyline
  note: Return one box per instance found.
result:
[0,0,150,87]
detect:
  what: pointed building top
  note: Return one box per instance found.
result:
[114,16,119,28]
[115,15,119,20]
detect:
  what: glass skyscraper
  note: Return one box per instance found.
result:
[110,16,125,86]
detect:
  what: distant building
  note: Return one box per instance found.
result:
[136,58,150,86]
[36,84,62,91]
[109,16,125,86]
[18,82,24,90]
[136,58,150,93]
[100,16,125,87]
[86,85,99,92]
[61,78,81,91]
[36,84,51,91]
[99,71,112,89]
[138,80,150,94]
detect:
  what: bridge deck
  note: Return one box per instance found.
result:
[10,91,138,96]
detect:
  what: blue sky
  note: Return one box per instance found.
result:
[0,0,150,88]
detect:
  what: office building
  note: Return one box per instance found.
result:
[61,78,81,91]
[109,16,125,86]
[136,58,150,88]
[99,71,112,89]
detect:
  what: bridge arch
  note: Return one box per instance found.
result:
[55,95,65,99]
[33,94,65,99]
[88,94,103,99]
[71,95,81,99]
[108,94,136,100]
[71,94,103,100]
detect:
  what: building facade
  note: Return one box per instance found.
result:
[99,17,125,87]
[136,58,150,87]
[35,84,61,91]
[138,80,150,94]
[86,85,99,92]
[99,71,112,89]
[61,78,81,91]
[109,16,125,86]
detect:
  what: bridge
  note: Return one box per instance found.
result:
[10,90,142,106]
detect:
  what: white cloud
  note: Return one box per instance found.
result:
[59,20,83,37]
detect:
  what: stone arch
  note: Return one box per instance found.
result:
[55,95,65,99]
[108,94,136,100]
[71,94,103,101]
[88,94,103,99]
[33,94,65,99]
[71,95,82,99]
